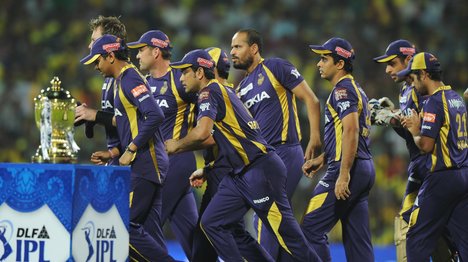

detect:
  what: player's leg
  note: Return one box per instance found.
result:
[254,144,304,259]
[129,177,175,262]
[340,159,375,262]
[245,152,320,262]
[158,151,198,258]
[201,175,274,262]
[406,169,466,261]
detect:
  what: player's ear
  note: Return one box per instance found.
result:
[109,52,116,64]
[250,43,259,55]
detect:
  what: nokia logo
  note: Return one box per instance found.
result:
[156,99,169,108]
[244,91,270,109]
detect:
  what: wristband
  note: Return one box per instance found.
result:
[95,110,114,128]
[126,146,136,154]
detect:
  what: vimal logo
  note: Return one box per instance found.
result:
[82,221,117,262]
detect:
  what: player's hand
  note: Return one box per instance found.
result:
[90,150,111,165]
[119,150,135,166]
[75,103,98,124]
[189,168,206,188]
[164,139,178,155]
[304,134,322,161]
[335,171,351,200]
[401,109,421,136]
[378,97,395,110]
[302,153,325,178]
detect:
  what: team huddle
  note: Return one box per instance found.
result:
[75,15,468,262]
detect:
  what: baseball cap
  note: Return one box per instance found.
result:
[374,39,416,63]
[205,47,230,76]
[397,52,442,77]
[309,37,355,61]
[80,34,126,65]
[170,49,215,70]
[127,30,172,50]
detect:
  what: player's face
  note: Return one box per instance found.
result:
[409,71,428,95]
[94,55,112,77]
[136,45,155,71]
[317,55,338,81]
[231,32,254,70]
[385,57,407,83]
[180,67,200,93]
[89,27,103,49]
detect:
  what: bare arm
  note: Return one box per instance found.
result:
[292,80,322,160]
[165,117,215,154]
[401,109,435,153]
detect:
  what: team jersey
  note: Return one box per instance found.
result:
[237,58,304,147]
[100,77,121,150]
[147,68,197,140]
[114,64,168,184]
[197,79,273,175]
[393,82,428,160]
[324,75,372,164]
[419,85,468,172]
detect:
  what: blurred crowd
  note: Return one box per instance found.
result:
[1,0,467,245]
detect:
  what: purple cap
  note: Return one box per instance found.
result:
[205,47,230,76]
[397,52,442,77]
[80,34,126,65]
[374,39,416,63]
[170,49,215,70]
[309,37,355,61]
[127,30,172,50]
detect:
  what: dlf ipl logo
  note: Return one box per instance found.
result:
[82,221,117,262]
[0,220,51,262]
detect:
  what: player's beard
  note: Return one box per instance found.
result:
[233,55,253,70]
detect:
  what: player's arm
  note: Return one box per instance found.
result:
[292,80,322,160]
[335,111,358,200]
[165,116,215,154]
[464,88,468,102]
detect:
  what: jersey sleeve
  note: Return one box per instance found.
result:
[196,84,224,122]
[331,83,359,119]
[265,58,304,91]
[121,72,165,148]
[420,96,443,139]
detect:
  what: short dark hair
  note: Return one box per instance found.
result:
[114,48,130,62]
[161,49,172,60]
[413,69,443,81]
[192,66,215,80]
[330,53,353,73]
[89,15,127,40]
[237,28,263,55]
[218,68,229,80]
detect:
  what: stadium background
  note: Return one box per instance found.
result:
[1,0,467,259]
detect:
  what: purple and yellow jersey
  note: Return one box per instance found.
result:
[114,64,169,184]
[324,75,372,163]
[101,77,120,149]
[197,80,273,174]
[237,58,304,146]
[419,86,468,172]
[394,82,428,160]
[147,68,198,140]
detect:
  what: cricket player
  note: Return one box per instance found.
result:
[166,49,321,262]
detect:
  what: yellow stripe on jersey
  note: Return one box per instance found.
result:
[218,81,267,154]
[257,220,263,243]
[129,191,134,208]
[291,93,302,141]
[119,84,139,138]
[408,207,420,228]
[129,244,151,262]
[327,100,343,162]
[350,77,363,115]
[170,70,187,139]
[399,191,417,217]
[440,91,452,168]
[262,64,291,144]
[267,202,292,255]
[305,192,328,215]
[148,138,161,183]
[215,122,249,165]
[411,88,420,110]
[431,144,438,172]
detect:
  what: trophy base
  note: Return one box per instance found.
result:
[32,146,77,164]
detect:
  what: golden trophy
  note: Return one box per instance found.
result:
[32,76,79,163]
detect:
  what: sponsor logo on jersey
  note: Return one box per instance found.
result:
[291,68,301,79]
[337,101,351,112]
[239,83,253,97]
[257,73,264,85]
[253,196,270,204]
[422,125,431,130]
[138,94,150,102]
[423,112,436,123]
[114,108,123,117]
[244,91,271,109]
[150,86,157,93]
[156,99,169,108]
[448,98,464,109]
[131,85,148,98]
[399,95,408,105]
[198,91,210,101]
[101,100,113,110]
[160,81,168,94]
[199,102,210,112]
[334,88,348,100]
[319,180,329,188]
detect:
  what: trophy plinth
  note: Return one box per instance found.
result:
[32,76,79,163]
